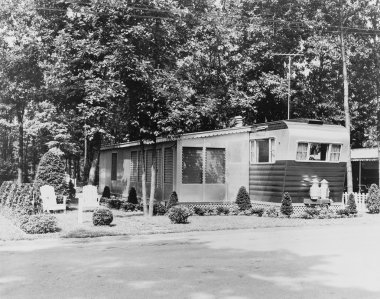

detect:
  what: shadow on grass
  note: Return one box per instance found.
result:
[62,228,120,239]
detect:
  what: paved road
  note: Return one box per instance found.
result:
[1,224,380,299]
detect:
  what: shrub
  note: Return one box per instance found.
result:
[264,206,279,217]
[166,191,178,209]
[251,207,265,217]
[204,206,218,216]
[68,180,76,200]
[92,207,113,226]
[317,206,336,219]
[193,206,206,216]
[127,187,138,204]
[121,202,136,212]
[102,186,111,199]
[281,192,294,216]
[235,186,251,210]
[19,214,59,234]
[346,193,358,214]
[216,206,230,215]
[366,184,380,214]
[303,207,321,218]
[153,203,167,216]
[167,206,191,224]
[106,198,122,209]
[336,208,350,217]
[228,205,240,215]
[33,148,68,208]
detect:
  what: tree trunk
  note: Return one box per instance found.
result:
[148,145,157,217]
[17,111,24,185]
[340,10,353,194]
[140,141,148,216]
[88,133,102,185]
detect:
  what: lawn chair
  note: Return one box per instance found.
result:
[82,185,100,210]
[40,185,66,213]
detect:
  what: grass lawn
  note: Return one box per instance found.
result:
[1,206,380,241]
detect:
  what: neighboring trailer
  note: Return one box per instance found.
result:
[249,120,349,203]
[99,119,349,204]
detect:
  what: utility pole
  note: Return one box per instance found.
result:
[273,53,303,119]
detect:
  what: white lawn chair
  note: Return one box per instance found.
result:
[40,185,66,213]
[82,185,100,210]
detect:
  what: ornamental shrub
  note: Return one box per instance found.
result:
[102,186,111,199]
[127,187,138,204]
[19,214,59,234]
[167,206,191,224]
[235,186,251,210]
[153,203,167,216]
[346,193,358,214]
[92,207,113,226]
[106,198,122,209]
[264,206,279,217]
[366,184,380,213]
[251,207,265,217]
[121,202,136,212]
[166,191,178,209]
[216,206,230,215]
[281,192,294,216]
[33,148,68,207]
[193,206,206,216]
[68,180,76,200]
[228,205,240,215]
[336,208,350,217]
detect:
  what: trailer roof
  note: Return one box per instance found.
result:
[101,119,345,150]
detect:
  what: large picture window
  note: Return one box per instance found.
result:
[206,148,226,184]
[296,142,342,162]
[182,147,203,184]
[251,138,275,164]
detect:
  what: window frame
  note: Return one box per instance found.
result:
[295,142,342,163]
[111,152,117,181]
[250,138,276,164]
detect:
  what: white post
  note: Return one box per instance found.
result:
[78,196,83,224]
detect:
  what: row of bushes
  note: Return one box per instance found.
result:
[0,181,59,234]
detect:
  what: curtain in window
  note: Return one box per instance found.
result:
[330,144,341,161]
[111,153,117,180]
[205,148,225,184]
[296,143,308,160]
[182,147,203,184]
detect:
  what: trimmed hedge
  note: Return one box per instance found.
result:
[93,207,113,226]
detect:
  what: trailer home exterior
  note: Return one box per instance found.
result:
[99,119,349,204]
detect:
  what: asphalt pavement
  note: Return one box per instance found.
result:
[1,224,380,299]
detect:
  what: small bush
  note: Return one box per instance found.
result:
[106,198,122,209]
[121,202,136,212]
[346,193,358,214]
[264,206,279,217]
[68,180,76,200]
[216,206,230,215]
[102,186,111,198]
[235,186,252,210]
[19,214,59,234]
[127,187,138,204]
[228,205,240,215]
[167,206,191,224]
[281,192,293,216]
[153,203,167,216]
[317,206,336,219]
[251,207,265,217]
[193,206,206,216]
[303,207,321,218]
[204,206,218,216]
[92,207,113,226]
[166,191,178,209]
[366,184,380,214]
[336,208,350,217]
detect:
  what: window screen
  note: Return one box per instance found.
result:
[205,148,225,184]
[182,147,203,184]
[309,143,328,161]
[130,151,138,181]
[138,151,143,182]
[146,150,153,182]
[111,153,117,180]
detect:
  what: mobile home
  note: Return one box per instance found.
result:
[99,119,349,204]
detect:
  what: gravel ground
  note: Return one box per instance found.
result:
[1,207,380,241]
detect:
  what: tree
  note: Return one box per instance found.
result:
[235,186,251,210]
[281,192,294,216]
[346,193,358,214]
[366,184,380,213]
[0,0,45,184]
